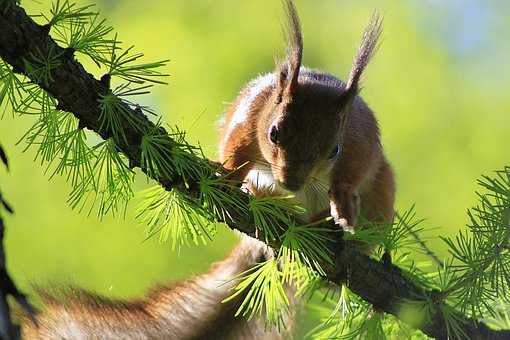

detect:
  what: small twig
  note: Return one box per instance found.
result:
[398,211,442,267]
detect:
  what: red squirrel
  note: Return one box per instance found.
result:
[220,1,395,230]
[22,1,394,339]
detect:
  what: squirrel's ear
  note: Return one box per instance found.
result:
[344,11,383,100]
[276,0,303,104]
[338,12,382,141]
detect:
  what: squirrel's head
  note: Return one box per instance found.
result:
[257,0,382,192]
[257,76,347,192]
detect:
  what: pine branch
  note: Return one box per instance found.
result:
[0,3,509,339]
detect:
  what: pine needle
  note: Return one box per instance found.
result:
[44,0,97,27]
[136,186,214,249]
[224,259,289,329]
[279,224,335,278]
[248,195,302,242]
[68,139,134,218]
[101,37,169,85]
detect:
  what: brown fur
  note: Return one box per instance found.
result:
[22,237,289,339]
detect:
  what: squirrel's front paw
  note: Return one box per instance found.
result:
[330,201,355,233]
[328,185,360,233]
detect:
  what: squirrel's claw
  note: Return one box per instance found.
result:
[334,217,355,234]
[329,186,360,234]
[330,201,355,233]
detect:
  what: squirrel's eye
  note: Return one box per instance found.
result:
[269,125,279,144]
[329,144,340,160]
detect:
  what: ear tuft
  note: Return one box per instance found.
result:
[345,11,383,94]
[276,0,303,103]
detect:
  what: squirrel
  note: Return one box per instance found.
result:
[22,0,394,339]
[219,0,395,230]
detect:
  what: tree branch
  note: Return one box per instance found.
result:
[0,3,508,339]
[0,145,37,340]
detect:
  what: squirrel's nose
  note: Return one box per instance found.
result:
[277,165,306,192]
[283,183,300,192]
[279,177,302,192]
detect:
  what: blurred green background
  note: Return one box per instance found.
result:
[1,0,510,336]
